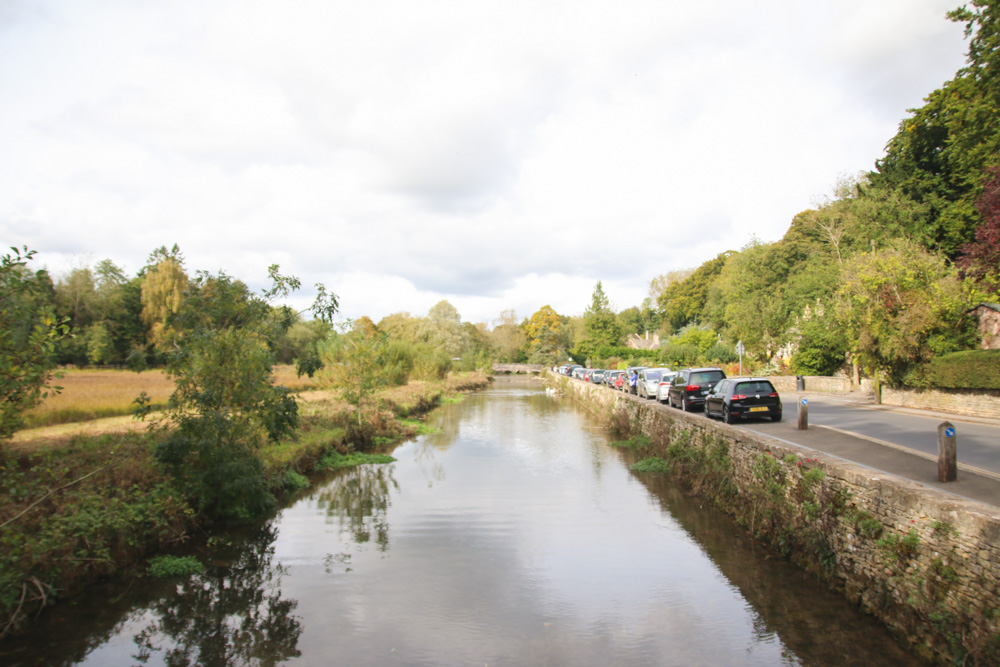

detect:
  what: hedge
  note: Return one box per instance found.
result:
[923,349,1000,390]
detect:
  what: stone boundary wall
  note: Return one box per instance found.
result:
[766,375,852,393]
[550,373,1000,666]
[883,386,1000,420]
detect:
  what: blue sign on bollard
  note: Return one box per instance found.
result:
[801,398,808,405]
[945,427,955,438]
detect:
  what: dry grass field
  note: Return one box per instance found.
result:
[22,365,318,430]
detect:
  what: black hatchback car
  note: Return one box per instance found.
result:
[704,377,782,423]
[667,367,726,411]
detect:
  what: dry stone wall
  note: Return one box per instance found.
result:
[552,374,1000,666]
[882,386,1000,419]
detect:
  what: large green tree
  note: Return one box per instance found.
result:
[869,2,1000,258]
[524,305,565,365]
[835,241,973,395]
[153,266,337,520]
[0,248,69,443]
[318,318,389,435]
[579,282,622,357]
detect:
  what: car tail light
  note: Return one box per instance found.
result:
[659,382,670,387]
[731,394,747,400]
[685,385,700,391]
[769,392,779,397]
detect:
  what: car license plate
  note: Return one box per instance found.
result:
[749,406,768,412]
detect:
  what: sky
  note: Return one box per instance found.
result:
[0,0,972,327]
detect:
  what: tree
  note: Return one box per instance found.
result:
[657,252,733,332]
[579,282,621,357]
[836,241,973,396]
[714,240,793,360]
[524,305,565,365]
[958,165,1000,296]
[153,266,337,521]
[427,300,467,358]
[490,309,526,363]
[318,318,390,436]
[141,256,188,351]
[0,248,69,442]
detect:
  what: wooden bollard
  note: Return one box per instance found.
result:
[797,397,808,430]
[938,421,957,482]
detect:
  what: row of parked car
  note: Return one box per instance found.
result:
[556,363,782,423]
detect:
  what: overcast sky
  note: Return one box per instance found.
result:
[1,0,971,326]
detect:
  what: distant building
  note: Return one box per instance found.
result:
[626,331,660,350]
[972,303,1000,350]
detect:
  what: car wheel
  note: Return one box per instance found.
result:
[723,405,735,424]
[704,403,713,419]
[681,396,689,412]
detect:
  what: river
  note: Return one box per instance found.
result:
[4,378,920,666]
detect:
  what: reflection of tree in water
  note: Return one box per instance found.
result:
[132,521,302,665]
[316,465,398,552]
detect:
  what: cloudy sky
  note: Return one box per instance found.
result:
[1,0,970,326]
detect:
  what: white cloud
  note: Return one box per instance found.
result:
[0,0,969,325]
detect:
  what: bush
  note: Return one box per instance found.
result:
[147,555,203,578]
[791,319,848,376]
[919,349,1000,390]
[703,343,737,364]
[659,342,699,368]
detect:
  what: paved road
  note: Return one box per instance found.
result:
[619,385,1000,506]
[797,397,1000,473]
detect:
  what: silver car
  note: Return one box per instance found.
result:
[637,367,672,399]
[655,371,678,403]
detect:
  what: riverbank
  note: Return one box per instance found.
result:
[0,371,490,639]
[552,373,1000,666]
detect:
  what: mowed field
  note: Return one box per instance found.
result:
[20,365,318,431]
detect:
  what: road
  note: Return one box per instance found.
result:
[633,388,1000,483]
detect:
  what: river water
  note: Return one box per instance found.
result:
[5,378,920,666]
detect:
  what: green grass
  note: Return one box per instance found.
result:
[631,457,672,473]
[318,451,397,470]
[399,418,442,435]
[609,434,652,449]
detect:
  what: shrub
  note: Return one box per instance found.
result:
[147,555,203,578]
[918,349,1000,390]
[631,457,672,473]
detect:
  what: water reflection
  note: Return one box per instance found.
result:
[130,522,301,666]
[314,465,398,552]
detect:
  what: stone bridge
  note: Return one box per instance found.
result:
[491,363,547,374]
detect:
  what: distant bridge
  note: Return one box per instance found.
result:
[491,363,547,374]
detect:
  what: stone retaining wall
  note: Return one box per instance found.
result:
[767,375,852,394]
[552,373,1000,666]
[882,386,1000,420]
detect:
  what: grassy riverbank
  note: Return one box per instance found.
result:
[0,371,489,639]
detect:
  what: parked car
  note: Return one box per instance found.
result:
[625,366,648,394]
[655,371,677,403]
[566,364,582,377]
[613,371,626,390]
[638,367,671,399]
[667,367,727,411]
[705,377,782,423]
[572,367,586,380]
[606,370,624,388]
[590,369,607,384]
